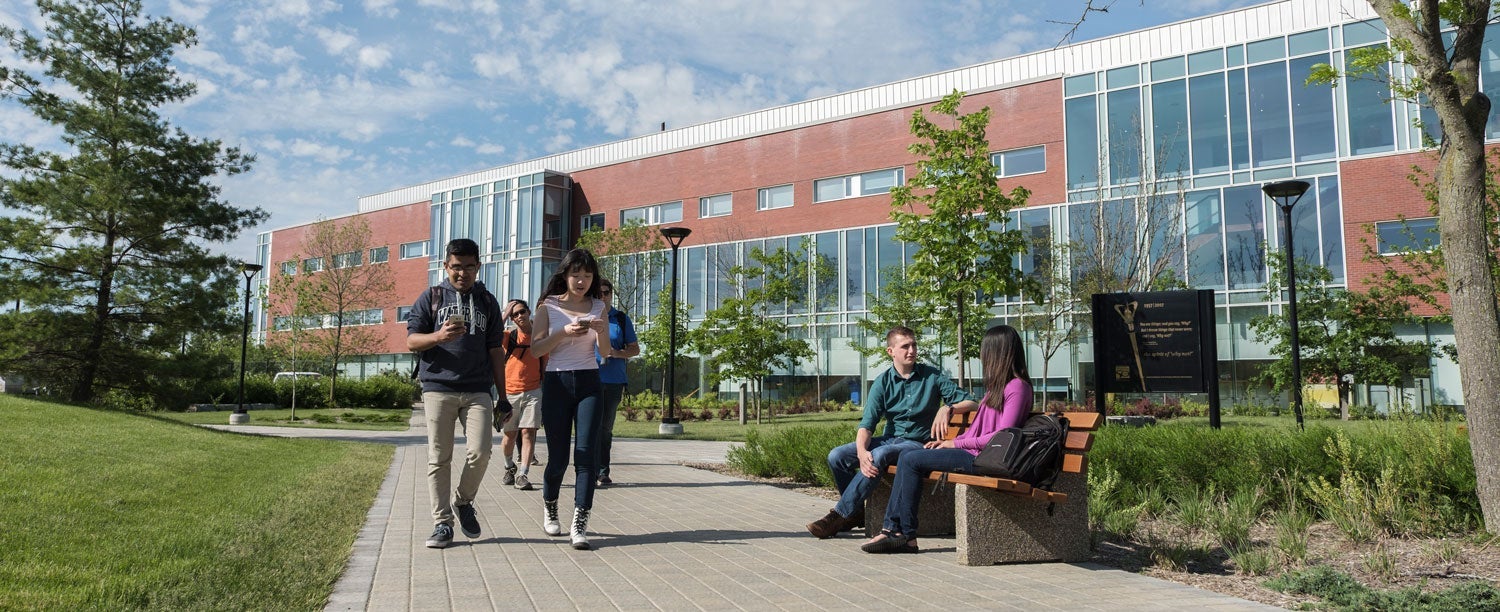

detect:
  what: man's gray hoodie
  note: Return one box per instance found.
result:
[406,279,505,393]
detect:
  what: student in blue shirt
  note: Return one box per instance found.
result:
[595,278,639,486]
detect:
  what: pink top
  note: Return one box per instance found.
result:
[951,377,1034,456]
[541,296,605,372]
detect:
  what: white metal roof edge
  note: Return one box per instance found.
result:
[356,0,1376,213]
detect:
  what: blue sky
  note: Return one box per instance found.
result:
[0,0,1255,264]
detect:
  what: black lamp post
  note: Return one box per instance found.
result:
[659,226,691,435]
[1262,180,1310,431]
[232,262,263,425]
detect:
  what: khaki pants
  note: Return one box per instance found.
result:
[423,391,494,525]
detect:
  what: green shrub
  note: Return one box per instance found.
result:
[331,373,416,410]
[1266,565,1500,610]
[1229,545,1273,576]
[1272,507,1312,565]
[1091,420,1478,534]
[726,426,852,488]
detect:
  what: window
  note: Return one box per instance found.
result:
[699,194,732,218]
[400,240,428,259]
[273,316,292,331]
[302,257,324,273]
[397,306,413,322]
[757,184,794,210]
[580,213,605,231]
[813,168,904,203]
[332,251,362,269]
[1376,218,1440,254]
[369,246,389,264]
[990,146,1047,178]
[620,201,682,226]
[279,261,297,276]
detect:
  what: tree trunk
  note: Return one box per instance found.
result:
[1438,133,1500,532]
[72,230,117,403]
[955,299,966,389]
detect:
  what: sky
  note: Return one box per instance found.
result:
[0,0,1257,264]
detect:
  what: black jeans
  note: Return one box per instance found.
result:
[541,369,602,509]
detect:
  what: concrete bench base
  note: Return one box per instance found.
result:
[955,472,1089,565]
[863,474,955,536]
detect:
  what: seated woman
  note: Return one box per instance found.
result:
[861,324,1033,554]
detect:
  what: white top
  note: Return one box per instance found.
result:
[541,296,605,372]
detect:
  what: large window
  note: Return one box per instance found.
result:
[302,257,324,273]
[813,168,903,203]
[369,246,389,264]
[991,146,1046,178]
[332,251,362,269]
[758,184,794,210]
[699,194,732,218]
[1376,217,1440,254]
[580,213,605,231]
[279,261,297,276]
[620,201,683,226]
[400,240,428,259]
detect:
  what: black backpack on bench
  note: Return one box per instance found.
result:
[972,412,1070,490]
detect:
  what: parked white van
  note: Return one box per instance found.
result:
[273,372,323,383]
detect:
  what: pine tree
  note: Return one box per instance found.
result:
[0,0,263,403]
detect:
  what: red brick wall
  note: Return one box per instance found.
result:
[571,79,1066,246]
[266,202,432,354]
[1338,150,1445,313]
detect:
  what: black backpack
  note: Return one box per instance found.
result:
[972,412,1070,489]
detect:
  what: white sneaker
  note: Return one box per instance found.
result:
[543,499,562,536]
[571,506,591,550]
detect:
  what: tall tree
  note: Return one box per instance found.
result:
[268,217,393,404]
[689,243,816,420]
[1015,233,1088,408]
[1250,258,1433,420]
[575,220,667,317]
[1311,0,1500,532]
[0,0,262,403]
[887,89,1030,387]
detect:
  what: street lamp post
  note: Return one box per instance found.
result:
[231,262,263,425]
[659,226,692,435]
[1262,180,1310,431]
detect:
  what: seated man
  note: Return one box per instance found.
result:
[807,326,976,538]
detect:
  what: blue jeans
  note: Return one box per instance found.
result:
[542,369,602,509]
[884,448,977,536]
[597,383,626,478]
[827,436,923,518]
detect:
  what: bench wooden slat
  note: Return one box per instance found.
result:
[1058,411,1102,430]
[1062,453,1086,474]
[1064,430,1093,451]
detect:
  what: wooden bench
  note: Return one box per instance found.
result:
[864,410,1103,565]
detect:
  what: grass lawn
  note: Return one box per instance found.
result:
[0,395,393,610]
[157,407,412,431]
[609,409,861,441]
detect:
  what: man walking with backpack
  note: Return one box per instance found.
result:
[497,298,544,491]
[407,238,508,549]
[807,326,976,538]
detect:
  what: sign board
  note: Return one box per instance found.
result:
[1092,289,1222,426]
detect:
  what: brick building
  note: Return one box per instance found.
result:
[258,0,1475,410]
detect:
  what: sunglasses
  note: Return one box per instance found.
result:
[509,309,529,318]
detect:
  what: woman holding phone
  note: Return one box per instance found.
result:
[528,248,610,549]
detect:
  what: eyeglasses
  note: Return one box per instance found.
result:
[600,288,612,295]
[509,309,529,318]
[445,264,479,273]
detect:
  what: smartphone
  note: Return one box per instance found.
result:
[446,313,467,326]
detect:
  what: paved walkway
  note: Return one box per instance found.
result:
[210,414,1280,611]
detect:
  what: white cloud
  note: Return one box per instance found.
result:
[287,138,353,164]
[471,53,519,79]
[166,0,214,23]
[357,46,392,70]
[363,0,399,18]
[315,27,359,56]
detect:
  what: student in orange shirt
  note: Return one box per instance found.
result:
[497,298,544,491]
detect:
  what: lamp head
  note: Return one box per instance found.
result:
[660,226,692,248]
[1262,180,1311,212]
[240,262,263,278]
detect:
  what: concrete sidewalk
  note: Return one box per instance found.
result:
[214,414,1280,611]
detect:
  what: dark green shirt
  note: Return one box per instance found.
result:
[859,363,972,441]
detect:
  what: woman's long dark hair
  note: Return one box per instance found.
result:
[540,248,602,301]
[980,324,1030,405]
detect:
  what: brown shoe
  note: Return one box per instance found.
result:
[807,510,850,539]
[841,509,865,532]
